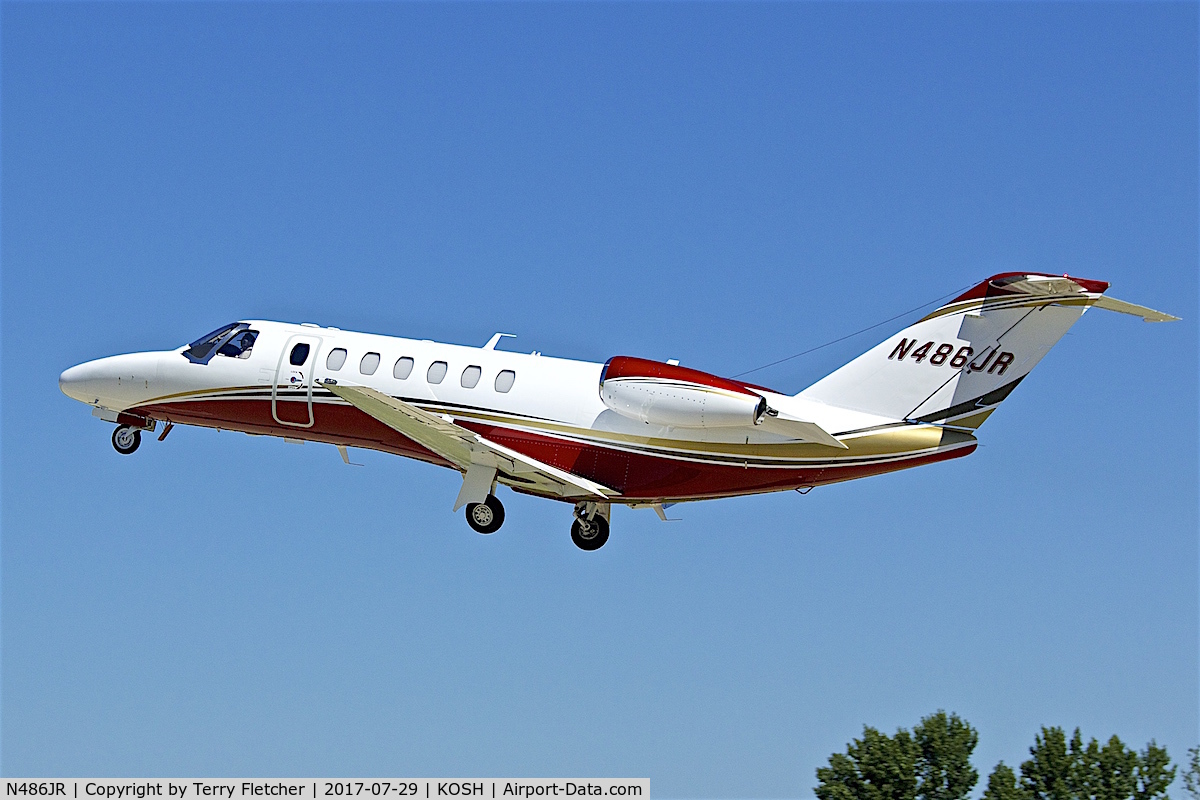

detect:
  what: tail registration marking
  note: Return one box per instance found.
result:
[889,339,1014,375]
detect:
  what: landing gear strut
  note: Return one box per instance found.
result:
[465,494,505,534]
[111,425,141,455]
[571,502,610,551]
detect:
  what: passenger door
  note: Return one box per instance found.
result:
[273,334,322,427]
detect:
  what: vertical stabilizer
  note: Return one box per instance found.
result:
[798,273,1175,428]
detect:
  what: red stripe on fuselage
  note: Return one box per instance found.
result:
[131,397,976,502]
[457,420,974,500]
[135,397,454,467]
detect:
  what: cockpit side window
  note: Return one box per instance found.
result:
[184,322,250,365]
[217,330,258,359]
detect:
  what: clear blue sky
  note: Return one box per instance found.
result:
[2,2,1196,795]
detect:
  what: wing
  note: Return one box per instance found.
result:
[321,381,616,508]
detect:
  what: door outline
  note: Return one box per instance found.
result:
[273,334,323,428]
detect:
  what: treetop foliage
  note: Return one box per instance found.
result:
[816,714,1181,800]
[1180,746,1198,800]
[815,711,978,800]
[982,763,1022,800]
[918,710,981,800]
[999,726,1175,800]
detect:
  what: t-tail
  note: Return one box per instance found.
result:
[799,273,1179,429]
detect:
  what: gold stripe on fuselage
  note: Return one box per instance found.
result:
[938,408,995,430]
[145,387,974,469]
[442,406,972,465]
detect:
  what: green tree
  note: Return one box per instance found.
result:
[815,712,978,800]
[1021,727,1074,800]
[1014,727,1174,800]
[1132,741,1175,800]
[816,725,920,800]
[914,711,980,800]
[1183,746,1200,800]
[1070,731,1137,800]
[982,763,1023,800]
[816,717,1171,800]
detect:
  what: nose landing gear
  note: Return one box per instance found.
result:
[111,425,141,455]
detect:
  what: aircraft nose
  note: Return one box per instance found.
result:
[59,361,102,403]
[60,352,165,407]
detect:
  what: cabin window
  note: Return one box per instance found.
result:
[461,365,481,388]
[427,361,448,384]
[393,357,414,380]
[326,348,347,370]
[495,370,516,393]
[360,352,381,375]
[289,343,310,366]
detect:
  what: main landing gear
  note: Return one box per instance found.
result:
[571,502,610,551]
[461,495,612,550]
[465,494,505,534]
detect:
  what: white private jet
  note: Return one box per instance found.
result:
[60,273,1177,550]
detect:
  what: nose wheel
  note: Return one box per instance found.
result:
[465,494,505,534]
[111,425,141,455]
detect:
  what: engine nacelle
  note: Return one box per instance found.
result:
[599,356,768,429]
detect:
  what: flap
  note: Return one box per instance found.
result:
[322,382,615,500]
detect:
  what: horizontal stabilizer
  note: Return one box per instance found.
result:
[1091,296,1180,322]
[759,411,848,448]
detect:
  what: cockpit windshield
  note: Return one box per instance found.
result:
[183,323,258,365]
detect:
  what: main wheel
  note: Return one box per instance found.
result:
[571,515,610,551]
[112,425,141,455]
[465,494,505,534]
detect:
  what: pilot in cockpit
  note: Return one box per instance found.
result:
[218,331,258,359]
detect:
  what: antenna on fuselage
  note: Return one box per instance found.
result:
[483,333,516,350]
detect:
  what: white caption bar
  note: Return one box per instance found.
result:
[3,781,649,800]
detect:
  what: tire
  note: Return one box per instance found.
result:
[570,515,610,551]
[112,425,141,455]
[465,494,505,534]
